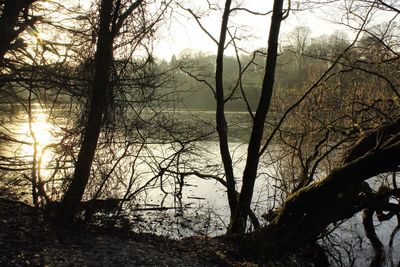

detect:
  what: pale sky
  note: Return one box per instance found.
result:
[153,1,344,60]
[59,0,390,61]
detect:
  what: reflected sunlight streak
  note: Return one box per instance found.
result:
[19,109,56,175]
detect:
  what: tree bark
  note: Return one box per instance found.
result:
[215,0,238,218]
[0,0,36,64]
[243,120,400,262]
[60,0,114,222]
[363,208,385,267]
[227,0,284,234]
[59,0,143,222]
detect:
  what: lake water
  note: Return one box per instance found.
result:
[1,104,399,266]
[0,104,272,234]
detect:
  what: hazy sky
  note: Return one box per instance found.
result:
[64,0,381,61]
[154,1,343,60]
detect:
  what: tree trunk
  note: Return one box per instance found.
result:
[60,0,114,222]
[227,0,284,234]
[363,208,385,267]
[243,120,400,262]
[0,0,34,64]
[215,0,238,218]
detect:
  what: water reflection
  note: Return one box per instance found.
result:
[20,110,55,163]
[0,106,263,235]
[1,106,399,265]
[0,104,64,203]
[1,106,272,235]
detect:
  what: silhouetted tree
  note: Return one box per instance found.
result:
[60,0,144,222]
[0,0,40,65]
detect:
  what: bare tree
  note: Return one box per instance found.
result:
[60,0,145,222]
[182,0,400,264]
[286,26,311,74]
[0,0,40,64]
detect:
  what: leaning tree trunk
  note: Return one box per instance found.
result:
[60,0,114,222]
[243,120,400,262]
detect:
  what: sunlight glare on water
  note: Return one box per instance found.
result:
[31,113,52,147]
[18,108,57,173]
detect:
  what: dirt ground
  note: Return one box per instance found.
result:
[0,198,245,266]
[1,197,332,267]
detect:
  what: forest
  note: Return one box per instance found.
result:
[1,0,400,266]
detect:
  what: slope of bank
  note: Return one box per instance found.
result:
[0,197,330,266]
[0,198,233,266]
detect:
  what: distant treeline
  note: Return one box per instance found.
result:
[153,28,356,111]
